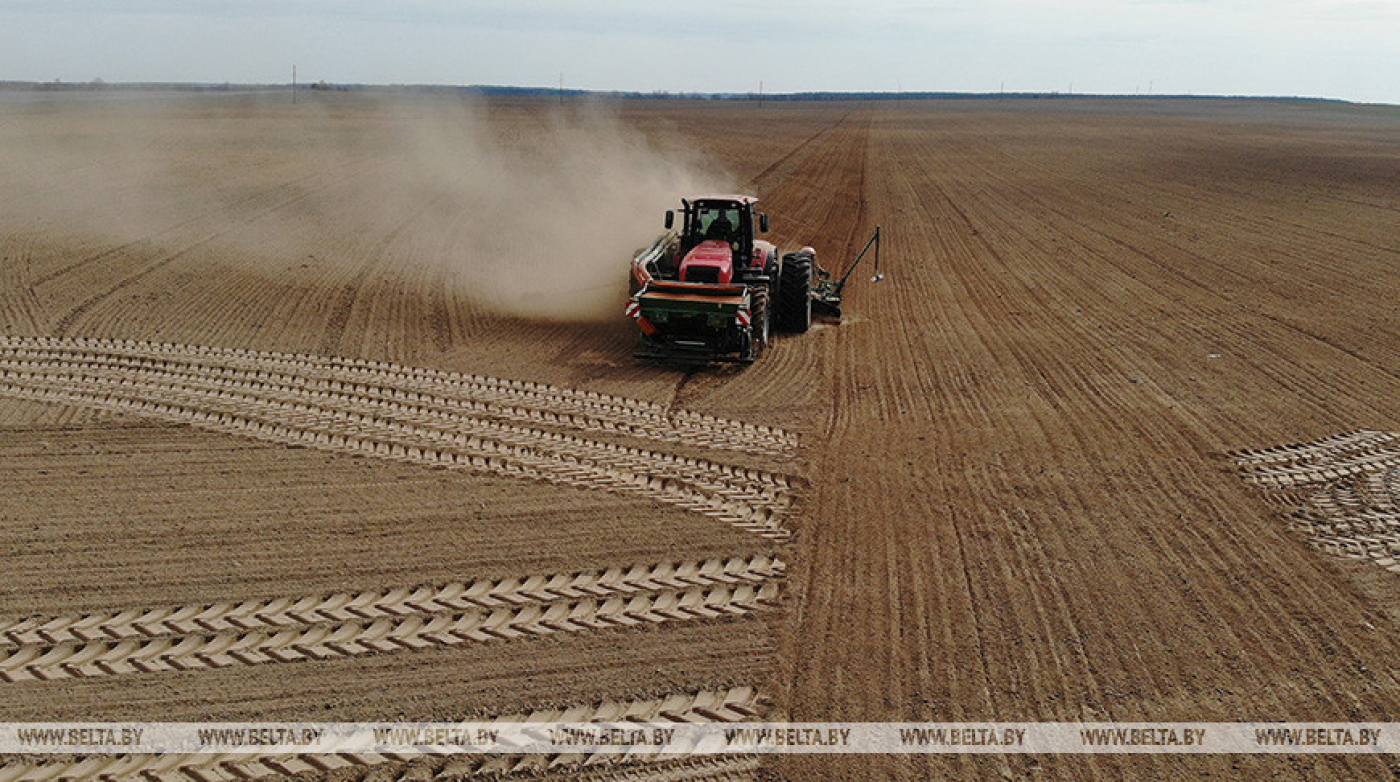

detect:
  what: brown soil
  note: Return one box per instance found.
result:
[0,93,1397,780]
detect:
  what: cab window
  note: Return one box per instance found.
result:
[694,204,740,241]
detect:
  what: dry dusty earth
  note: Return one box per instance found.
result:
[0,92,1397,780]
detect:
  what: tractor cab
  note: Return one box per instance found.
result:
[665,196,773,283]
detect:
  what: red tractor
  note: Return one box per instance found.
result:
[625,195,818,363]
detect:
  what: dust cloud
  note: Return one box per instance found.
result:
[0,92,730,322]
[365,99,727,320]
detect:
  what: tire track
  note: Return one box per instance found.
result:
[1232,432,1400,573]
[562,756,761,782]
[0,556,784,647]
[0,377,793,538]
[0,340,799,540]
[0,557,783,682]
[0,345,794,463]
[0,356,795,500]
[1231,429,1399,468]
[0,337,796,457]
[0,688,763,782]
[1231,430,1400,488]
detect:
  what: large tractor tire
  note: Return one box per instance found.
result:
[741,288,770,363]
[775,252,813,333]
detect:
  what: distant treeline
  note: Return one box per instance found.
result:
[0,80,1353,105]
[0,80,271,92]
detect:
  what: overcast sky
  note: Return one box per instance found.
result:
[2,1,1397,104]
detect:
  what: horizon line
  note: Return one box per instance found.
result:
[3,80,1395,107]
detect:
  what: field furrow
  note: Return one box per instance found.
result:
[0,236,41,335]
[48,166,385,339]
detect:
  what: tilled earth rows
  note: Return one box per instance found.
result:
[0,95,1397,782]
[0,337,796,780]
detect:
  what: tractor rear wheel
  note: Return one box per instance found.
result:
[775,253,813,333]
[742,288,770,362]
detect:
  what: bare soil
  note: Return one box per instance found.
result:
[0,93,1397,780]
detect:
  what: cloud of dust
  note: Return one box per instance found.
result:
[376,100,729,321]
[0,93,731,323]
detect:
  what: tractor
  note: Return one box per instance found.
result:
[625,195,880,364]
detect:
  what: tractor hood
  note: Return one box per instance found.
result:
[679,240,733,284]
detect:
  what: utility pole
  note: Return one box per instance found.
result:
[559,72,564,106]
[292,64,297,104]
[758,80,763,108]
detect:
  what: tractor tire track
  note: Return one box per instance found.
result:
[0,337,796,457]
[1232,430,1400,488]
[0,340,799,540]
[0,557,783,682]
[557,755,761,782]
[1232,432,1400,573]
[0,355,796,500]
[0,375,792,540]
[0,348,795,484]
[324,754,763,782]
[0,378,793,539]
[0,556,783,648]
[0,688,763,782]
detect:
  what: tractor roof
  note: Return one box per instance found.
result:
[690,195,758,206]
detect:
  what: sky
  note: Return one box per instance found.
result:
[2,1,1398,104]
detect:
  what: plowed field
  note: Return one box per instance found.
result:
[0,93,1396,780]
